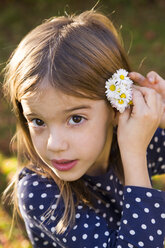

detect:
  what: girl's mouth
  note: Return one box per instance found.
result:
[51,159,78,171]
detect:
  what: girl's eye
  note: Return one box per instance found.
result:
[31,118,45,127]
[68,115,85,126]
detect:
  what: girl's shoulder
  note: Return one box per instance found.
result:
[17,167,60,207]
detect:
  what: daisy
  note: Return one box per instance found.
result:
[105,69,133,113]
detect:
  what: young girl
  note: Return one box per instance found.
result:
[3,9,165,248]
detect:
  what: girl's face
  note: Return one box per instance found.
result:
[21,80,115,181]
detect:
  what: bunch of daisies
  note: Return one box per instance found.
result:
[105,69,133,113]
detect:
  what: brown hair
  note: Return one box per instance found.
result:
[3,9,131,233]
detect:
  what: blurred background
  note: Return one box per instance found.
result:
[0,0,165,247]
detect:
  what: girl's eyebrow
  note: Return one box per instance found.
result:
[64,105,92,113]
[24,105,92,117]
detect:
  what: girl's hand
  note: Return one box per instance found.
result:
[129,71,165,128]
[117,86,163,187]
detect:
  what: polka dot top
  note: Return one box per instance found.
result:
[17,128,165,248]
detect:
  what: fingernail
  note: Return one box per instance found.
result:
[148,76,154,83]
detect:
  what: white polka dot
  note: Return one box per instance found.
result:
[29,223,34,228]
[72,236,76,241]
[43,241,48,245]
[110,175,113,180]
[154,136,158,142]
[106,186,111,191]
[95,222,100,227]
[149,144,154,149]
[158,157,163,162]
[40,216,45,221]
[51,227,55,233]
[29,193,34,198]
[94,234,99,239]
[62,238,67,243]
[40,232,45,238]
[138,241,144,247]
[119,235,124,240]
[33,181,39,186]
[46,184,52,187]
[161,213,165,219]
[52,242,57,247]
[149,235,154,241]
[39,205,44,210]
[123,219,128,224]
[154,203,160,208]
[76,213,80,219]
[157,147,161,153]
[146,192,152,197]
[109,217,113,222]
[96,183,101,187]
[106,203,110,208]
[84,223,88,228]
[119,190,123,195]
[117,245,122,248]
[132,213,138,218]
[104,231,109,236]
[41,193,47,198]
[51,216,55,221]
[157,229,162,235]
[29,205,33,210]
[82,234,88,239]
[127,188,132,193]
[103,243,107,248]
[151,218,156,224]
[144,208,149,213]
[126,204,130,209]
[77,205,83,209]
[51,204,56,209]
[34,237,39,241]
[73,225,77,230]
[128,244,133,248]
[135,197,141,202]
[141,224,147,229]
[130,230,135,235]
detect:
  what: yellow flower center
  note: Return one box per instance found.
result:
[120,93,126,98]
[117,88,121,93]
[118,99,124,104]
[109,85,116,91]
[128,100,133,105]
[120,75,125,80]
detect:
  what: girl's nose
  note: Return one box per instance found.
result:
[47,129,69,152]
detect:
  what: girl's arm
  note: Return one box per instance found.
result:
[117,86,163,187]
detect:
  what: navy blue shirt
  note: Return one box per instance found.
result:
[17,128,165,247]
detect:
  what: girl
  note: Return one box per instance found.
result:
[3,9,165,248]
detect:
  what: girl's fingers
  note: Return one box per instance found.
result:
[132,88,147,114]
[133,85,162,113]
[146,71,164,84]
[129,72,149,86]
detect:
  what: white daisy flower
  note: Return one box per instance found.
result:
[105,69,133,113]
[113,69,129,82]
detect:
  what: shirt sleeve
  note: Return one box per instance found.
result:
[147,128,165,177]
[17,169,165,248]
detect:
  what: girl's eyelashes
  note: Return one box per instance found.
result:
[29,118,45,127]
[68,115,86,126]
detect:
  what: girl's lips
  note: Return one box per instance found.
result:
[51,159,78,171]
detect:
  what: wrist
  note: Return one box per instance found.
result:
[121,151,152,188]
